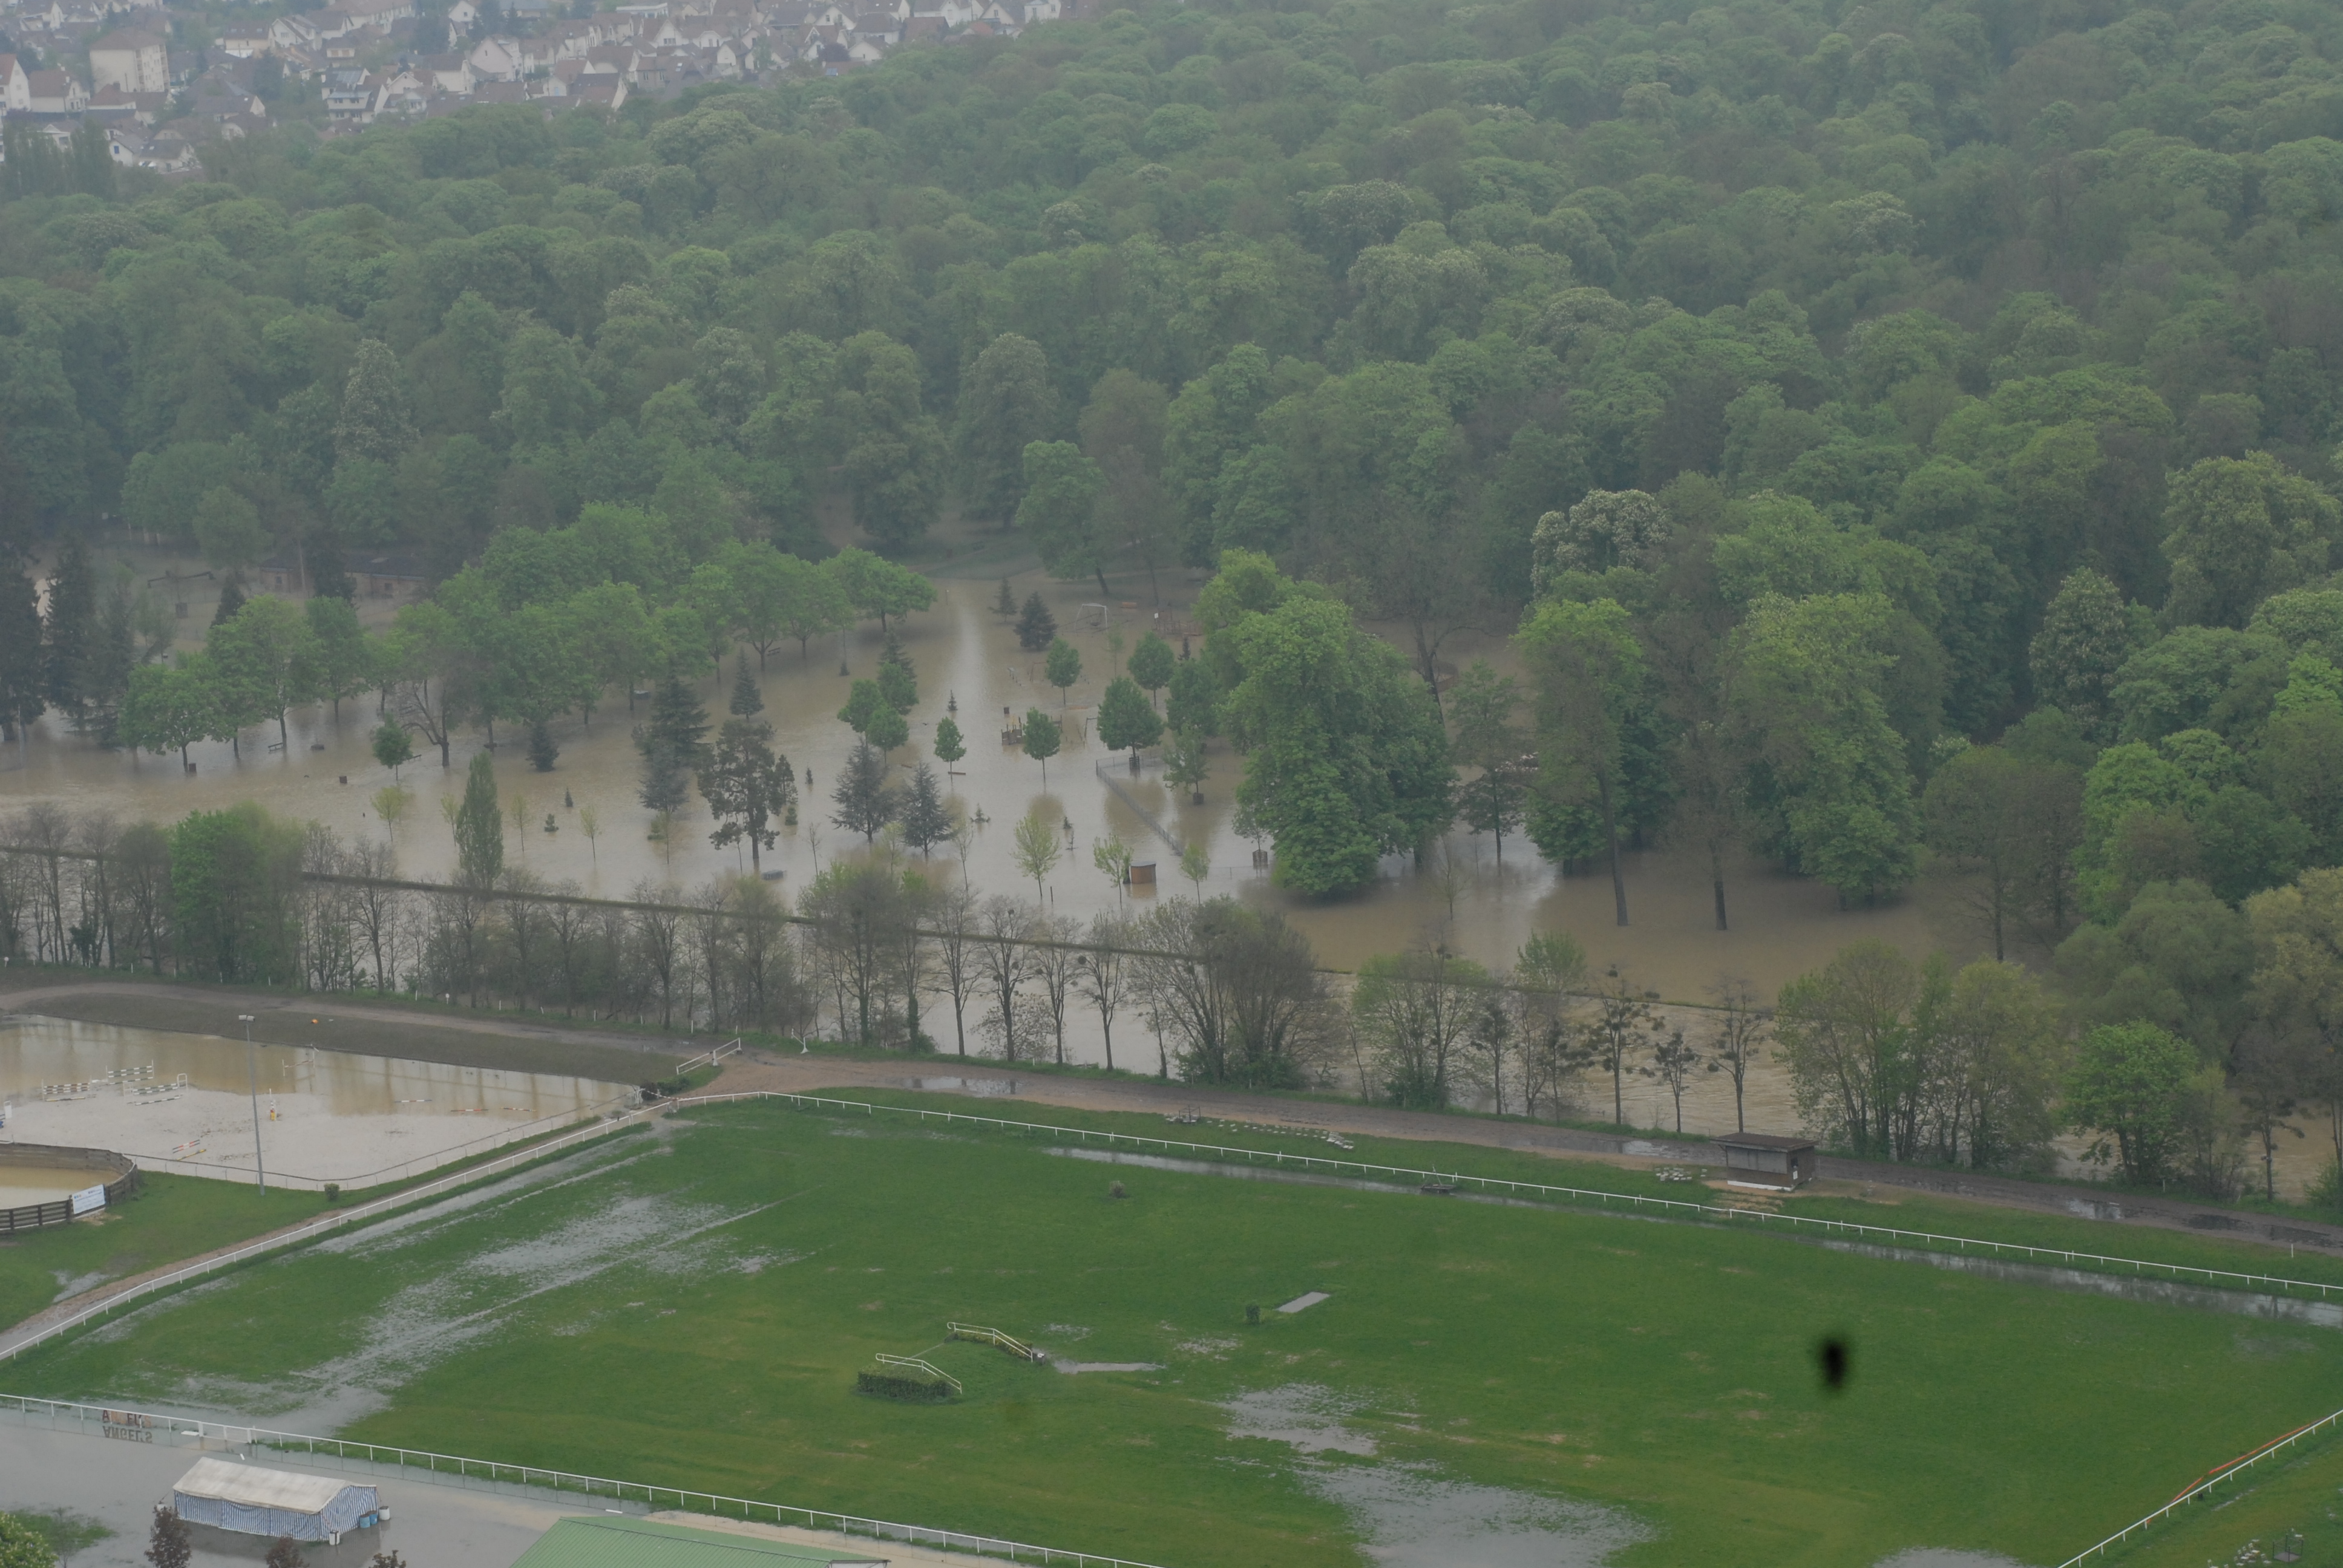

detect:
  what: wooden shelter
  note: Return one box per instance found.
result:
[1711,1133,1818,1191]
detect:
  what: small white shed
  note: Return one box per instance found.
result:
[171,1459,382,1544]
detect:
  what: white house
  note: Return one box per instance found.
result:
[0,55,32,112]
[26,69,90,113]
[88,28,168,92]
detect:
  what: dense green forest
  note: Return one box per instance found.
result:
[9,0,2343,1186]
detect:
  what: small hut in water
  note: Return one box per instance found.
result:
[1712,1133,1818,1191]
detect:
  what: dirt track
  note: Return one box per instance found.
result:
[10,977,2343,1267]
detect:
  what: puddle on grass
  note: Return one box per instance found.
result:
[1055,1147,2343,1329]
[1224,1385,1649,1565]
[1225,1385,1380,1456]
[1055,1361,1164,1374]
[66,1131,781,1432]
[1817,1241,2343,1328]
[1870,1553,2027,1568]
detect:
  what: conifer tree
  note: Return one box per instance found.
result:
[453,752,503,887]
[900,760,952,855]
[831,739,899,841]
[635,676,709,814]
[1015,592,1057,652]
[43,532,95,718]
[335,339,418,466]
[730,659,763,717]
[0,567,45,750]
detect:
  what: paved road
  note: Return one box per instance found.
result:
[0,1417,579,1567]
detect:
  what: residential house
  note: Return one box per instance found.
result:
[216,27,273,57]
[25,69,90,113]
[87,27,166,91]
[0,56,31,112]
[321,65,378,120]
[269,15,322,53]
[466,34,522,79]
[341,0,418,25]
[444,0,479,29]
[571,73,626,106]
[419,50,471,91]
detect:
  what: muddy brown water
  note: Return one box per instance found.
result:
[1,570,1968,990]
[29,563,2309,1191]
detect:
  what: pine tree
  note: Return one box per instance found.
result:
[877,634,916,711]
[635,676,709,813]
[1015,592,1057,652]
[994,579,1017,618]
[334,338,418,466]
[730,659,764,717]
[900,760,952,855]
[43,532,95,718]
[526,719,559,771]
[831,739,899,841]
[211,570,247,627]
[454,751,503,887]
[0,567,45,747]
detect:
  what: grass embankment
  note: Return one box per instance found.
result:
[0,1175,327,1333]
[8,1095,2342,1567]
[2099,1427,2343,1566]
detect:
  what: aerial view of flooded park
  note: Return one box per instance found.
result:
[16,0,2343,1561]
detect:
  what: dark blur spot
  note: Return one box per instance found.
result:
[1817,1336,1850,1393]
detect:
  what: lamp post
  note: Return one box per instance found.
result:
[238,1014,265,1194]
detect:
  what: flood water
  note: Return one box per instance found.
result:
[0,1015,631,1189]
[0,1165,90,1209]
[13,552,2322,1195]
[2,555,1962,1000]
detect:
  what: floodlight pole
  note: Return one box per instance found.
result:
[240,1013,266,1195]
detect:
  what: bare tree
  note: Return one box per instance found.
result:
[1032,914,1080,1065]
[931,880,980,1056]
[1706,975,1769,1133]
[1077,913,1134,1071]
[1589,964,1663,1128]
[976,896,1040,1062]
[1639,1023,1702,1133]
[628,878,684,1027]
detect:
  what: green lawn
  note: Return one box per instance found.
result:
[0,1174,326,1333]
[10,1097,2343,1567]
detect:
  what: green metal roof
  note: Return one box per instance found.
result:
[511,1515,891,1568]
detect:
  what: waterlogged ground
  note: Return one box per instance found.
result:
[2,551,1961,1004]
[12,1099,2343,1567]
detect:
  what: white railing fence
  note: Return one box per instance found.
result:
[675,1039,745,1077]
[2054,1406,2343,1566]
[675,1091,2343,1302]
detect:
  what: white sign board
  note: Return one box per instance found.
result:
[69,1183,106,1217]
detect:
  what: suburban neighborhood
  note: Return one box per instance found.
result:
[0,0,1078,175]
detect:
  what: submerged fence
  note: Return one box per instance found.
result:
[0,1395,1162,1568]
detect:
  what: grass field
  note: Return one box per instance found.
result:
[8,1097,2343,1567]
[0,1174,326,1333]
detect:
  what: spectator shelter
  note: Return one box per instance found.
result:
[171,1458,382,1544]
[1712,1133,1818,1191]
